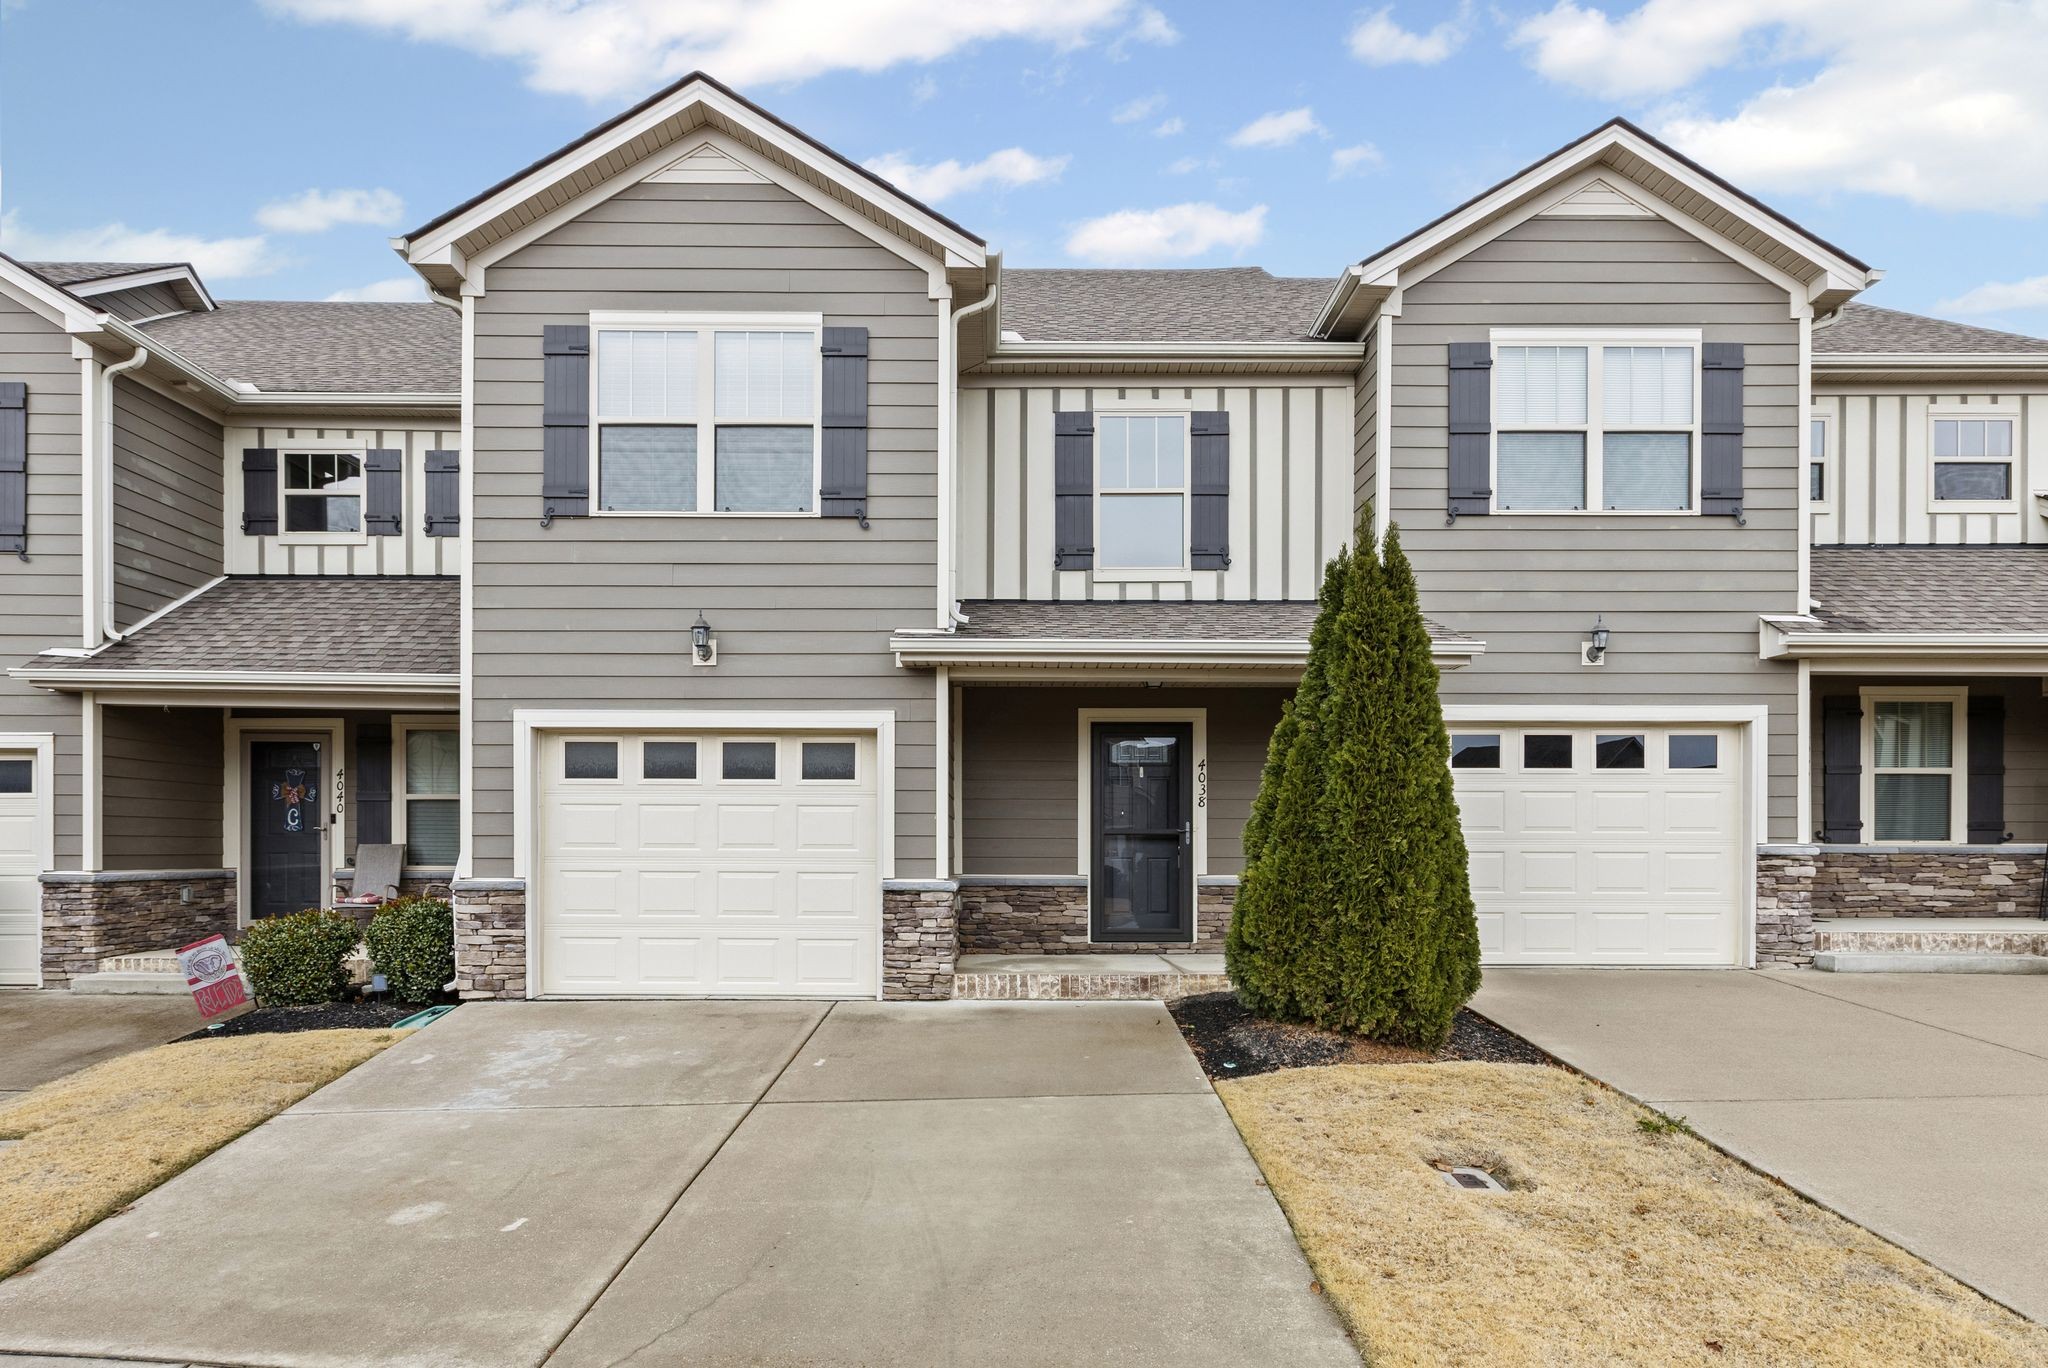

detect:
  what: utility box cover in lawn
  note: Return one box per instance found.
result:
[177,934,249,1019]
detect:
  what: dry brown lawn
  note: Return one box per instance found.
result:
[0,1029,403,1278]
[1221,1062,2048,1368]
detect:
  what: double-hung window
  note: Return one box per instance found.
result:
[1096,413,1189,571]
[1930,411,2017,507]
[1808,412,1830,504]
[283,449,364,535]
[593,314,820,515]
[1862,689,1967,844]
[397,725,459,867]
[1493,333,1699,513]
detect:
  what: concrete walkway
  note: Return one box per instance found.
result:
[1474,968,2048,1323]
[0,992,202,1102]
[0,999,1354,1368]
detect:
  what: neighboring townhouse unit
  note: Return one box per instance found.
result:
[3,74,2042,998]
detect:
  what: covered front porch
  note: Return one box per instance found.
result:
[13,576,459,988]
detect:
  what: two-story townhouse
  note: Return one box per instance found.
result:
[7,74,2041,999]
[0,256,459,987]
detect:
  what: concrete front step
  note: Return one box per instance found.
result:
[1812,918,2048,973]
[952,953,1229,1001]
[69,942,372,994]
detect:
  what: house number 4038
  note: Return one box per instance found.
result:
[1196,757,1207,809]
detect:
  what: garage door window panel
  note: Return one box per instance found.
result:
[1523,734,1573,769]
[1595,734,1645,769]
[563,740,619,781]
[722,741,778,782]
[1866,693,1965,843]
[0,759,28,793]
[643,741,698,781]
[1450,734,1500,769]
[801,741,858,782]
[1668,735,1719,770]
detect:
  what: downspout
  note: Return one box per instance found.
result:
[946,256,1001,629]
[95,347,149,643]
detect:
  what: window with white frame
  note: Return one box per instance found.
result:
[1493,337,1698,513]
[1930,413,2017,505]
[283,451,364,534]
[1863,690,1966,843]
[593,319,818,514]
[1808,413,1830,504]
[1097,413,1189,570]
[398,726,459,867]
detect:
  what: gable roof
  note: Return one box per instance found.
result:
[1815,302,2048,356]
[136,301,457,395]
[1317,117,1878,339]
[999,268,1335,343]
[399,71,985,295]
[23,261,182,287]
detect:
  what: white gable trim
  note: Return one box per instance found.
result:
[463,126,948,296]
[0,259,105,331]
[65,264,216,311]
[1537,176,1655,219]
[648,139,767,184]
[405,78,983,279]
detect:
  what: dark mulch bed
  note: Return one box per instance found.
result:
[179,1000,437,1041]
[1170,990,1555,1080]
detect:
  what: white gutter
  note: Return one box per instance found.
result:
[1816,353,2048,371]
[11,665,460,694]
[94,347,149,643]
[1760,620,2048,661]
[946,262,1001,627]
[888,633,1485,670]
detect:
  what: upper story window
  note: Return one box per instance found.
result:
[1808,413,1830,504]
[592,314,819,515]
[284,451,363,534]
[1491,333,1699,514]
[1930,413,2016,507]
[1097,414,1188,570]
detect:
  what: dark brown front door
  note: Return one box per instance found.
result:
[1091,722,1193,943]
[251,740,323,918]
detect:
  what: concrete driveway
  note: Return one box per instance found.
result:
[1475,968,2048,1323]
[0,992,202,1102]
[0,999,1353,1368]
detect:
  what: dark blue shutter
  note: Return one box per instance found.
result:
[0,382,24,558]
[364,449,403,536]
[1053,410,1094,570]
[240,448,279,536]
[356,721,392,846]
[1189,410,1229,570]
[1701,343,1745,521]
[541,325,589,525]
[1820,695,1862,843]
[1968,695,2007,843]
[424,450,460,536]
[1447,343,1492,521]
[820,327,869,525]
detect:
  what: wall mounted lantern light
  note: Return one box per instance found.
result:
[691,612,718,667]
[1583,615,1610,667]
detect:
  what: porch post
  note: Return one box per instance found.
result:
[81,689,101,872]
[933,665,950,879]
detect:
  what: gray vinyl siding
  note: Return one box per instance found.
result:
[470,177,941,876]
[0,292,84,865]
[958,685,1284,876]
[101,705,222,869]
[1809,389,2048,545]
[1391,214,1802,839]
[92,282,187,323]
[1354,326,1378,513]
[110,377,223,625]
[223,422,461,575]
[956,379,1353,601]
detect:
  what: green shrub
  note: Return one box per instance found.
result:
[1227,509,1482,1048]
[365,897,455,1004]
[238,909,362,1006]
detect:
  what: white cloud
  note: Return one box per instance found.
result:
[862,147,1069,201]
[256,187,405,234]
[1329,143,1386,179]
[1065,202,1266,264]
[325,276,429,303]
[1226,107,1324,149]
[1112,93,1166,123]
[0,209,280,280]
[910,75,939,105]
[1348,5,1468,66]
[1512,1,2048,211]
[1165,155,1214,176]
[1153,116,1185,137]
[263,0,1153,101]
[1108,4,1178,57]
[1938,275,2048,316]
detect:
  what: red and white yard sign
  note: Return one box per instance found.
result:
[177,934,249,1019]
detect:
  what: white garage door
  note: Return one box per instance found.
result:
[0,751,45,986]
[1451,725,1743,966]
[536,731,880,997]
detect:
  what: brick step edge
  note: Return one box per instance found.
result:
[951,971,1231,1002]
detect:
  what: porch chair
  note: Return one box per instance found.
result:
[335,843,404,906]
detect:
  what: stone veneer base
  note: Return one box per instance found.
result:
[882,881,958,1000]
[956,879,1235,956]
[1757,845,2048,968]
[39,871,237,988]
[452,879,527,1000]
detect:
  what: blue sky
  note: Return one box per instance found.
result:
[3,1,2045,336]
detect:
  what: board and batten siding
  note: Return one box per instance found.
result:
[470,176,942,877]
[956,378,1354,601]
[1809,389,2048,545]
[1390,213,1803,840]
[111,377,223,626]
[0,291,84,864]
[222,423,461,575]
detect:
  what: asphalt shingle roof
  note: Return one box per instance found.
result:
[1815,303,2048,356]
[137,300,459,394]
[37,577,459,675]
[956,598,1472,644]
[999,268,1335,343]
[1808,547,2048,633]
[23,260,184,287]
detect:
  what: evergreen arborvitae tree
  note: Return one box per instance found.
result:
[1226,512,1481,1046]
